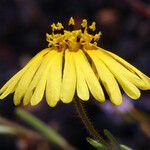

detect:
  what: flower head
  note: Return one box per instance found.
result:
[0,17,150,107]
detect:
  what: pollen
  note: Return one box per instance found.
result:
[46,17,101,52]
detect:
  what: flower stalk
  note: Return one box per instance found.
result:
[74,97,108,147]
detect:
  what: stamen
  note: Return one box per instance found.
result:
[69,17,75,26]
[81,19,87,33]
[68,17,75,31]
[90,38,95,43]
[46,33,52,42]
[94,32,102,41]
[56,22,64,34]
[47,18,101,51]
[81,19,88,28]
[51,23,57,33]
[57,22,64,30]
[89,22,96,31]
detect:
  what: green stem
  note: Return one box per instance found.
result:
[0,125,17,135]
[15,108,75,150]
[104,129,122,150]
[74,98,108,147]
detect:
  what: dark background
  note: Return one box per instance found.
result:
[0,0,150,150]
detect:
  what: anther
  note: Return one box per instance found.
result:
[88,22,96,34]
[81,19,87,33]
[94,32,102,41]
[68,17,75,31]
[51,22,64,34]
[56,22,64,34]
[89,22,96,31]
[69,17,75,26]
[90,32,101,44]
[51,23,57,33]
[46,33,54,44]
[57,22,64,30]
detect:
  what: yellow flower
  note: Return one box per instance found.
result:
[0,17,150,107]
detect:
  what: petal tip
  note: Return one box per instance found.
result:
[61,97,73,104]
[129,91,141,100]
[110,96,122,106]
[30,99,40,106]
[0,94,6,100]
[47,101,58,107]
[96,97,105,103]
[13,100,21,106]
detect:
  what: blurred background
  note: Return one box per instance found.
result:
[0,0,150,149]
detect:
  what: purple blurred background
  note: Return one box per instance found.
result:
[0,0,150,150]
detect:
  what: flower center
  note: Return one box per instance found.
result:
[46,17,101,52]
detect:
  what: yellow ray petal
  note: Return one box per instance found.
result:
[23,50,56,105]
[101,49,150,89]
[74,52,89,101]
[115,74,141,99]
[96,49,147,90]
[30,50,57,106]
[0,49,49,99]
[0,71,24,99]
[96,51,141,99]
[30,69,48,106]
[23,68,43,105]
[87,50,122,105]
[75,50,105,102]
[46,51,63,107]
[60,50,76,103]
[13,56,43,105]
[0,48,49,94]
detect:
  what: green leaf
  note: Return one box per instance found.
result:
[87,130,133,150]
[0,125,17,135]
[104,129,121,150]
[86,137,110,150]
[120,145,133,150]
[15,108,73,150]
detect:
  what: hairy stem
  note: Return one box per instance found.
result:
[74,98,108,146]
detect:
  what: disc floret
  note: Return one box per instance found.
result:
[46,17,102,52]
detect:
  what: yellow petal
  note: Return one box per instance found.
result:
[0,49,49,100]
[101,49,150,89]
[115,74,141,99]
[96,50,141,99]
[87,50,122,105]
[74,52,89,101]
[0,71,24,99]
[23,50,56,105]
[75,50,105,102]
[13,56,43,105]
[46,51,63,107]
[97,49,147,90]
[30,50,57,106]
[60,50,76,103]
